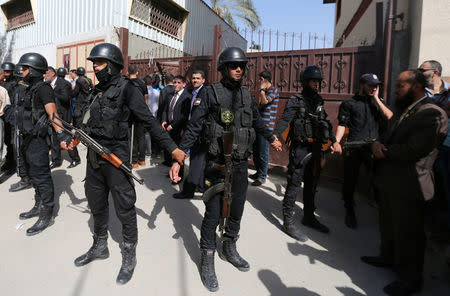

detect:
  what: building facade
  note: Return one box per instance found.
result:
[0,0,246,82]
[324,0,450,78]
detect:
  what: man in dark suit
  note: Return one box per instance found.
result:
[161,75,191,176]
[362,70,448,296]
[54,68,81,168]
[158,74,175,165]
[173,70,207,199]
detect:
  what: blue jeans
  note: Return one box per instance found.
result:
[253,133,270,180]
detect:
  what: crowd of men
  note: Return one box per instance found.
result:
[0,44,449,295]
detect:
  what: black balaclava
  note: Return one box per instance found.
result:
[95,61,122,83]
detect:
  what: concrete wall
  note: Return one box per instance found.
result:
[415,0,450,77]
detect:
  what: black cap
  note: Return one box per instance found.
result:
[360,73,381,85]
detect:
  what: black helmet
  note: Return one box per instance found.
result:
[217,47,248,71]
[57,67,67,77]
[301,65,323,82]
[17,53,48,73]
[1,62,15,71]
[76,67,86,76]
[87,43,124,69]
[14,65,22,77]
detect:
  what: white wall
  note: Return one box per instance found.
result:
[415,0,450,77]
[183,0,246,55]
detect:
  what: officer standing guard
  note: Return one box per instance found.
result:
[0,62,17,176]
[274,65,342,239]
[170,47,281,292]
[4,53,69,235]
[70,43,186,285]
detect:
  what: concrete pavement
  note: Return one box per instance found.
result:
[0,146,449,296]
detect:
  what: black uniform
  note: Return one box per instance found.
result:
[84,74,177,243]
[51,77,80,165]
[179,80,274,249]
[72,75,92,127]
[274,89,336,230]
[130,78,148,164]
[338,95,387,209]
[0,76,18,172]
[19,77,55,207]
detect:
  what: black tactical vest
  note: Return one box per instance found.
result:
[21,81,48,135]
[290,94,330,144]
[202,82,255,159]
[85,76,131,141]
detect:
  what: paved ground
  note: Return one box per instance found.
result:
[0,146,449,296]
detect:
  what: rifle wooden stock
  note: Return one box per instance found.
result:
[49,115,145,185]
[219,130,234,237]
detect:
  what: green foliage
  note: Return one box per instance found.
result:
[210,0,261,30]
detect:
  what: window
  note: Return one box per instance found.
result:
[130,0,187,39]
[1,0,35,31]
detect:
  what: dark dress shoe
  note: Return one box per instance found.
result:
[302,215,330,233]
[383,280,421,296]
[67,160,81,168]
[50,162,62,169]
[361,256,393,268]
[9,178,32,192]
[249,173,258,180]
[251,179,266,186]
[173,192,194,199]
[345,208,357,229]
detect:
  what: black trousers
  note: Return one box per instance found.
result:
[85,155,138,243]
[23,135,54,207]
[200,159,248,249]
[342,148,373,209]
[378,186,425,288]
[182,145,207,196]
[132,122,146,163]
[3,122,15,168]
[50,128,80,164]
[283,144,317,216]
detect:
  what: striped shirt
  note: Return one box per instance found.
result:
[260,86,279,131]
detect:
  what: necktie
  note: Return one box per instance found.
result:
[169,92,178,122]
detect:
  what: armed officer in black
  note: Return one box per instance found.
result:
[0,62,18,176]
[274,66,342,239]
[170,47,281,292]
[53,67,81,168]
[8,65,33,192]
[71,66,92,128]
[4,53,70,236]
[71,43,186,285]
[335,73,392,229]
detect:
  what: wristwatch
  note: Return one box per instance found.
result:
[260,88,267,93]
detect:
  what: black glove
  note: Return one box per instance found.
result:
[3,105,14,124]
[57,131,73,146]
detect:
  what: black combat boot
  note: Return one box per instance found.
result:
[10,177,32,192]
[74,234,109,267]
[19,201,41,220]
[26,206,54,236]
[283,210,308,242]
[116,242,137,285]
[200,249,219,292]
[220,236,250,271]
[302,212,330,233]
[345,207,357,229]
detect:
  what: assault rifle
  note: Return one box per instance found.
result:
[219,128,233,237]
[13,92,20,177]
[155,62,166,87]
[342,139,376,150]
[49,115,144,185]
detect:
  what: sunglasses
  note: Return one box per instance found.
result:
[417,68,436,73]
[228,63,245,70]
